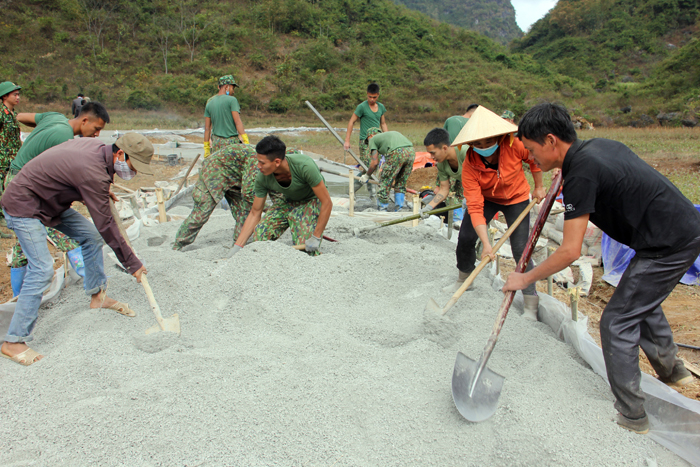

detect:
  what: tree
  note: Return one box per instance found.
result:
[77,0,118,63]
[177,0,211,62]
[153,5,177,74]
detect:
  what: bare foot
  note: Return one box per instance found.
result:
[1,341,43,364]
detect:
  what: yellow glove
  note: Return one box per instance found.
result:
[241,133,250,145]
[203,141,211,158]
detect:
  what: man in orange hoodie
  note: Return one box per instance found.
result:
[451,106,545,319]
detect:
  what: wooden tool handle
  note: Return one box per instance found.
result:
[110,199,133,250]
[174,153,201,196]
[441,197,539,316]
[140,274,165,328]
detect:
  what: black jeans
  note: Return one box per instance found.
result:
[456,199,536,296]
[601,234,700,419]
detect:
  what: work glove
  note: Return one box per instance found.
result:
[304,235,322,253]
[203,141,211,158]
[359,174,370,185]
[228,244,243,258]
[420,204,434,219]
[241,133,250,145]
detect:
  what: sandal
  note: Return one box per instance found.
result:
[97,289,136,317]
[1,347,43,366]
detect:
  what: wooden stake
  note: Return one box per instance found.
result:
[156,187,167,223]
[412,195,420,227]
[569,287,580,321]
[348,169,355,217]
[112,183,135,194]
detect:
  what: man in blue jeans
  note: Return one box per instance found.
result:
[0,134,153,366]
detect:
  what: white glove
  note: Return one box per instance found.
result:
[305,235,322,253]
[228,244,243,258]
[359,174,369,185]
[420,204,433,219]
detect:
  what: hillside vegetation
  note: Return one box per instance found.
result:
[512,0,700,125]
[390,0,523,44]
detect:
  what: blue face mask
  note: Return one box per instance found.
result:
[474,143,499,157]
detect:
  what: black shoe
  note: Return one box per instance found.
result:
[658,361,694,388]
[615,413,649,434]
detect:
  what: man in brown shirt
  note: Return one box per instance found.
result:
[0,134,153,366]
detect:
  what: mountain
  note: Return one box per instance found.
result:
[390,0,523,44]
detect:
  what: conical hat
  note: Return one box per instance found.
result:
[451,106,518,146]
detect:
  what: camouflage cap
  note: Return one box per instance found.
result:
[365,127,382,142]
[0,81,21,99]
[218,75,239,87]
[501,110,515,120]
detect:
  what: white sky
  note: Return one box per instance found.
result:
[511,0,558,32]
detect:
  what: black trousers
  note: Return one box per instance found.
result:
[456,199,536,296]
[601,234,700,419]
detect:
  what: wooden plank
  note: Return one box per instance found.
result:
[681,357,700,378]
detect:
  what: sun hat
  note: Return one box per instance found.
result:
[218,75,239,87]
[115,133,154,175]
[0,82,21,99]
[452,106,518,146]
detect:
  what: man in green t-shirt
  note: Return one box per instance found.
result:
[356,128,415,212]
[231,136,332,256]
[343,83,388,171]
[172,143,258,250]
[6,102,110,295]
[443,103,478,144]
[421,128,466,222]
[203,75,249,158]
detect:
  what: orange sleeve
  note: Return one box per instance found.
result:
[461,154,487,227]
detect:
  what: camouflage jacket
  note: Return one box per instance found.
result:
[201,144,259,203]
[0,104,21,169]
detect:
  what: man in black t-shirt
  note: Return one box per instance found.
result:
[503,103,700,435]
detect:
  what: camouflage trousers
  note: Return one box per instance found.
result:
[253,197,321,256]
[211,134,241,154]
[358,139,370,170]
[377,147,415,204]
[173,179,250,249]
[8,227,80,268]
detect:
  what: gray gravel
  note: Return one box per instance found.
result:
[0,206,686,466]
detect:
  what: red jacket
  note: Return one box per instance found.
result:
[461,135,540,227]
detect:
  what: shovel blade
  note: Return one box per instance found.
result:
[451,351,504,422]
[145,313,181,336]
[425,298,442,314]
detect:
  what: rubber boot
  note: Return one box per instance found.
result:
[453,207,464,222]
[523,294,539,321]
[394,193,405,212]
[441,270,472,294]
[377,200,389,211]
[10,266,27,297]
[368,183,377,199]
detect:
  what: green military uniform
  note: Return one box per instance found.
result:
[443,115,469,145]
[252,152,325,256]
[367,130,415,205]
[435,145,467,202]
[0,103,21,193]
[173,144,258,249]
[354,100,386,168]
[5,111,79,267]
[205,75,242,153]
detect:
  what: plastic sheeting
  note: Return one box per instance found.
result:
[602,204,700,286]
[488,264,700,466]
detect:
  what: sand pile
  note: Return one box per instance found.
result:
[0,206,686,466]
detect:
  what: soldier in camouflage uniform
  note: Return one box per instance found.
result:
[420,128,467,221]
[230,136,332,257]
[356,127,415,211]
[172,144,258,250]
[0,82,22,198]
[203,75,249,158]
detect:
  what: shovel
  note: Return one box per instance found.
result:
[353,204,461,237]
[426,197,539,316]
[142,274,181,335]
[451,171,563,422]
[109,200,181,336]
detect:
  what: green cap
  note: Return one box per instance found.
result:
[0,81,21,99]
[218,75,239,87]
[501,110,515,120]
[115,133,154,176]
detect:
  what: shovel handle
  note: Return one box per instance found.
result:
[174,153,201,196]
[140,274,166,330]
[468,171,563,397]
[359,204,462,234]
[441,197,539,316]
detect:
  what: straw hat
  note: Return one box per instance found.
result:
[451,106,518,146]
